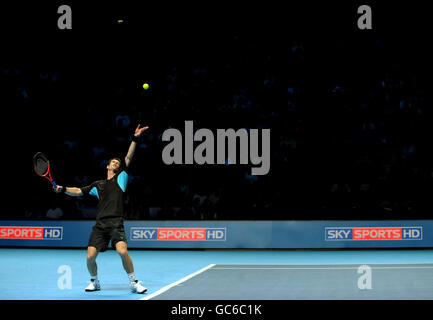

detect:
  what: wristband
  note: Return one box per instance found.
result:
[131,134,140,143]
[61,186,67,194]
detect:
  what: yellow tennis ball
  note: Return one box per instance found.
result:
[142,83,149,90]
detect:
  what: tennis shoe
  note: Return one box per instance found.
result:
[85,279,101,292]
[130,280,147,294]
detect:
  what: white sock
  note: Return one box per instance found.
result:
[128,272,137,282]
[91,275,98,281]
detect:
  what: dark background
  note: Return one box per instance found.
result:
[1,1,432,220]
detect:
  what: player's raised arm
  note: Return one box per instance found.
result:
[124,124,149,168]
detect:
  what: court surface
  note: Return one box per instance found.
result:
[0,248,432,300]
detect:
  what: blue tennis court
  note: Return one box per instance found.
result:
[1,248,432,300]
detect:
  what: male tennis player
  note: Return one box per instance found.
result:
[54,124,149,294]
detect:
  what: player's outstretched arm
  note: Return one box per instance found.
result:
[124,124,149,168]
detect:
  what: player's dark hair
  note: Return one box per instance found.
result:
[108,157,124,172]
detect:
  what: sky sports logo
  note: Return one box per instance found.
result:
[0,226,63,240]
[325,227,423,241]
[130,227,226,241]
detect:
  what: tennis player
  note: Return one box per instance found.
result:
[54,124,149,294]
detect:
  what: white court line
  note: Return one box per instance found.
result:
[140,264,216,300]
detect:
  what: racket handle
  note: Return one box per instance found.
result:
[51,181,58,189]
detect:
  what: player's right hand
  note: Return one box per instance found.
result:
[54,185,63,193]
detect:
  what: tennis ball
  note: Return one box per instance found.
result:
[142,83,150,90]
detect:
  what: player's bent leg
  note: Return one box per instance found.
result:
[115,241,134,273]
[87,246,98,276]
[115,241,147,294]
[85,246,100,292]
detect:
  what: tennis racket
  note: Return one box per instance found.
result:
[33,152,58,189]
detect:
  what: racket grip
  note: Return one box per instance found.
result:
[51,181,58,189]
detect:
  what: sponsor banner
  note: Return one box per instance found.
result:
[130,227,226,241]
[0,220,431,248]
[0,226,63,240]
[325,227,423,241]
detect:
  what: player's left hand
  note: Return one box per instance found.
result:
[134,124,149,136]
